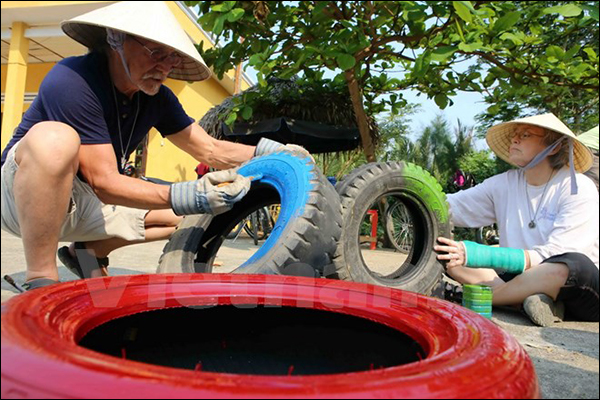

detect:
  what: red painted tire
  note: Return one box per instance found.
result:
[1,275,539,399]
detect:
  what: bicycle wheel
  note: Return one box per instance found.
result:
[243,208,272,242]
[385,200,414,254]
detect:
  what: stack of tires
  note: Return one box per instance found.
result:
[158,152,451,295]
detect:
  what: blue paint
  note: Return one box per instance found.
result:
[237,152,315,269]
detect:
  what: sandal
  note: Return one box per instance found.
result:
[22,278,60,291]
[444,282,464,304]
[58,242,109,279]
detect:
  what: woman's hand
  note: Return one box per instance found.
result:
[434,237,467,269]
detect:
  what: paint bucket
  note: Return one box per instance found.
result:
[462,284,493,319]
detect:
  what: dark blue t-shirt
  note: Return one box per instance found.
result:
[1,52,194,172]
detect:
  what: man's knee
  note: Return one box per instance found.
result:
[16,122,80,172]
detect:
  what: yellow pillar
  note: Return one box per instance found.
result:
[1,21,29,153]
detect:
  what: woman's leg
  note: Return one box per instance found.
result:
[66,210,182,277]
[448,262,569,305]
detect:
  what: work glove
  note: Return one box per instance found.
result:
[255,138,315,162]
[170,169,251,216]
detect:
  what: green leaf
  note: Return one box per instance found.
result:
[500,32,523,45]
[225,112,238,126]
[431,46,458,62]
[248,54,264,66]
[407,10,428,22]
[278,67,298,79]
[570,63,591,76]
[212,1,236,13]
[336,54,356,71]
[583,48,597,60]
[227,8,245,22]
[543,4,583,18]
[412,52,431,78]
[546,45,565,60]
[453,1,473,23]
[241,106,253,120]
[581,5,599,21]
[198,13,217,30]
[458,42,483,52]
[468,82,481,92]
[483,73,496,86]
[490,67,511,79]
[493,11,521,32]
[487,104,501,114]
[213,15,227,35]
[305,45,322,54]
[435,94,449,109]
[564,45,581,60]
[250,41,262,53]
[475,7,495,18]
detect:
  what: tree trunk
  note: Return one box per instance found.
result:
[345,70,377,163]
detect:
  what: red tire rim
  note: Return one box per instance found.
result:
[1,274,539,399]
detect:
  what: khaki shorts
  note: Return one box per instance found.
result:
[1,143,147,243]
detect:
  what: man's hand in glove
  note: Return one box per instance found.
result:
[255,138,315,162]
[170,169,251,216]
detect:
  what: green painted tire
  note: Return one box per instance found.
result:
[334,162,452,295]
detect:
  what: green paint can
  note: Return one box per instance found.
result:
[462,285,493,319]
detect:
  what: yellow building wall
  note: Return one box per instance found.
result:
[1,63,54,97]
[1,63,55,141]
[1,66,5,111]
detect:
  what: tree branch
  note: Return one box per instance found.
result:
[468,51,599,90]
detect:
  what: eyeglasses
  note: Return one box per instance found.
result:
[130,36,183,67]
[509,130,544,142]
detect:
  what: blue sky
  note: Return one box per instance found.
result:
[401,89,490,149]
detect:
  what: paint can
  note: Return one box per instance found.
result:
[462,284,493,319]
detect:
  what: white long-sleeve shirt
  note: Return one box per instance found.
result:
[447,167,599,269]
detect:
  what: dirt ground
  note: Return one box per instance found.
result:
[1,229,598,398]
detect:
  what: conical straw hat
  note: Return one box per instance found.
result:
[61,1,211,82]
[486,113,593,173]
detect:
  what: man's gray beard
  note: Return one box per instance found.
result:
[139,74,164,96]
[139,84,160,96]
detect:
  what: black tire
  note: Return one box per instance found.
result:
[158,151,343,277]
[334,162,452,294]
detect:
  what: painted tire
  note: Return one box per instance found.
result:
[1,274,539,399]
[334,162,452,294]
[158,151,342,276]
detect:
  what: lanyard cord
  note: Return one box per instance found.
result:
[524,169,556,229]
[111,83,140,171]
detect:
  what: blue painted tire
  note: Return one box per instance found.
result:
[158,151,342,276]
